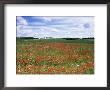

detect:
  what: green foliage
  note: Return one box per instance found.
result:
[85,68,94,74]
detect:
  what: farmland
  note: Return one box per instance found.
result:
[16,38,94,74]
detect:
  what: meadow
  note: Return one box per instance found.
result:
[16,38,94,74]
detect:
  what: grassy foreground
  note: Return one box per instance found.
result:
[16,38,94,74]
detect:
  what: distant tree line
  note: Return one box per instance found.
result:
[17,37,94,40]
[17,37,35,39]
[62,38,80,40]
[82,37,94,39]
[62,37,94,40]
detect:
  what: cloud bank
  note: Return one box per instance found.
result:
[16,16,94,38]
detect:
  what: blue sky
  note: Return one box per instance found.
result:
[16,16,94,38]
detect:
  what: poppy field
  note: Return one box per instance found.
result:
[16,38,94,74]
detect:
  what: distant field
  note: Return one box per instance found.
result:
[16,38,94,74]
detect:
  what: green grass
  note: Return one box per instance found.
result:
[16,38,94,74]
[17,38,94,45]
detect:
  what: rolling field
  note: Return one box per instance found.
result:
[16,38,94,74]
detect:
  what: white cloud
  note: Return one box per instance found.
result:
[41,17,52,22]
[17,16,28,25]
[16,16,94,38]
[29,22,46,26]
